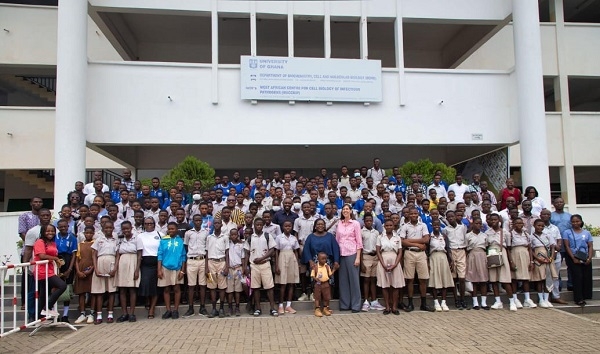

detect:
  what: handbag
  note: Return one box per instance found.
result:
[569,229,589,262]
[487,229,504,268]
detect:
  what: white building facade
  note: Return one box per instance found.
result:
[0,0,599,222]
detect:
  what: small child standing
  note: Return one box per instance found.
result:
[226,229,245,317]
[275,220,300,315]
[157,222,187,319]
[74,226,95,324]
[311,252,333,317]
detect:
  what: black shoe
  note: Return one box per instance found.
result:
[481,306,490,311]
[162,311,172,319]
[405,303,414,312]
[219,308,225,318]
[61,316,70,323]
[199,306,209,316]
[351,309,360,313]
[473,306,480,310]
[183,307,195,317]
[455,300,461,309]
[420,304,435,312]
[398,302,406,310]
[462,301,470,310]
[129,315,136,322]
[208,309,219,318]
[116,314,129,323]
[172,310,179,319]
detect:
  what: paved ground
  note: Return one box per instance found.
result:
[1,308,599,354]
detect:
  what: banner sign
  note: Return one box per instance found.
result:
[240,56,382,102]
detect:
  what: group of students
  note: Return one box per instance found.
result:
[19,161,595,323]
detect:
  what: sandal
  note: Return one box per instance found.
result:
[270,309,279,317]
[392,309,400,315]
[148,314,155,319]
[253,309,261,317]
[383,309,390,315]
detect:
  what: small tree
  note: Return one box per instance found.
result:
[159,156,215,192]
[398,159,456,186]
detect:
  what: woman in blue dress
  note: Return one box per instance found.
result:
[562,214,593,306]
[302,219,340,297]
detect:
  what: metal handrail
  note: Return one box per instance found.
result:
[18,76,56,93]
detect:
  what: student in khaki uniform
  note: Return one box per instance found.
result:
[360,214,384,312]
[486,213,517,311]
[428,220,454,312]
[399,207,435,312]
[183,214,209,317]
[509,218,533,311]
[465,217,488,310]
[275,220,300,315]
[443,210,468,309]
[91,220,119,324]
[227,228,245,317]
[530,219,556,308]
[205,218,230,318]
[243,218,278,317]
[376,220,404,315]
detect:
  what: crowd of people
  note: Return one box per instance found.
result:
[17,159,594,323]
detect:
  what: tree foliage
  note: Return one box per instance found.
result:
[398,159,456,185]
[142,156,215,192]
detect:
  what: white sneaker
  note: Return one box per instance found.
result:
[298,293,308,301]
[86,314,94,324]
[434,303,442,312]
[74,313,87,324]
[361,302,370,312]
[370,300,385,311]
[514,298,523,309]
[441,303,450,312]
[538,301,549,308]
[309,293,314,301]
[545,300,554,308]
[41,309,59,317]
[509,303,517,311]
[524,299,538,308]
[491,302,503,310]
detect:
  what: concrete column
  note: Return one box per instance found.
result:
[513,0,551,204]
[54,0,87,211]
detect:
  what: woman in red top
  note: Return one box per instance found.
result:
[498,178,522,210]
[33,224,67,318]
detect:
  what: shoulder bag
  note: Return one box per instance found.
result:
[487,229,504,268]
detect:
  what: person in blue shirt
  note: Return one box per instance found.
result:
[216,175,231,197]
[562,214,593,306]
[419,199,433,232]
[157,223,187,319]
[150,177,166,207]
[550,197,573,289]
[55,218,78,322]
[110,180,122,204]
[229,171,245,194]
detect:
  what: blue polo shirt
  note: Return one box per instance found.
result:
[110,190,121,204]
[150,188,166,205]
[157,235,187,271]
[55,232,78,255]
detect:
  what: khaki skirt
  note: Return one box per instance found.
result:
[488,248,512,284]
[275,250,299,284]
[510,246,531,280]
[116,253,140,288]
[428,251,455,289]
[376,251,405,289]
[91,255,117,294]
[530,247,547,282]
[466,248,488,283]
